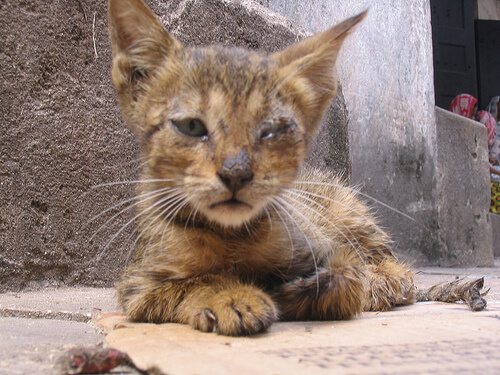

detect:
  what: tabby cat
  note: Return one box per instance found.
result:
[107,0,485,336]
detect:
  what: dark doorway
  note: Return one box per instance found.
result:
[476,19,500,109]
[430,0,477,109]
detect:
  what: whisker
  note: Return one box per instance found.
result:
[136,189,185,228]
[137,193,191,263]
[109,156,148,169]
[188,199,201,229]
[87,187,177,243]
[287,188,366,247]
[243,221,252,237]
[263,205,273,233]
[294,180,416,222]
[286,189,361,246]
[267,200,296,268]
[289,187,367,219]
[90,178,175,189]
[127,189,186,262]
[165,198,192,230]
[85,186,175,229]
[282,191,366,265]
[93,189,184,263]
[272,196,320,296]
[182,200,202,247]
[159,197,192,253]
[136,192,188,262]
[266,205,303,282]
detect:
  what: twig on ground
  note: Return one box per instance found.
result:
[92,13,98,59]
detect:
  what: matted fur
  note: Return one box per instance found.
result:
[107,0,483,336]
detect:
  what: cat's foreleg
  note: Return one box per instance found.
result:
[276,252,417,320]
[275,246,366,321]
[117,271,278,336]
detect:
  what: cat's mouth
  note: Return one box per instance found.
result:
[203,196,268,227]
[209,198,252,210]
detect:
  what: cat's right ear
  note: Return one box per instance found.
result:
[108,0,183,99]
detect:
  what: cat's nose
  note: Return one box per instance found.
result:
[217,151,254,193]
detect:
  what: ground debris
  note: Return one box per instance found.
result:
[54,346,148,374]
[416,277,489,311]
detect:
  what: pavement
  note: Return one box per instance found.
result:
[0,263,499,375]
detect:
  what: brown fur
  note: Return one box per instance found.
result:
[106,0,470,336]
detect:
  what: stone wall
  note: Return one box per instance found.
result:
[261,0,495,265]
[258,0,442,264]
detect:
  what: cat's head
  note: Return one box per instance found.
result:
[108,0,365,228]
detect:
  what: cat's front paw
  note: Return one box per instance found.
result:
[192,286,278,336]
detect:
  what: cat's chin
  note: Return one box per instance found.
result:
[202,199,265,228]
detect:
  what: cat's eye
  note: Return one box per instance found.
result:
[171,119,208,138]
[260,117,293,140]
[260,124,278,140]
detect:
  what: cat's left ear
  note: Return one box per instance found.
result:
[271,11,367,124]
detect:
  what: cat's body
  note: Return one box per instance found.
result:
[108,0,484,336]
[118,166,415,334]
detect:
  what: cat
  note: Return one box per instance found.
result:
[107,0,487,336]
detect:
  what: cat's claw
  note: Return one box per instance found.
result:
[199,309,218,332]
[193,288,278,336]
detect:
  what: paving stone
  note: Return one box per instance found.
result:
[0,269,498,374]
[0,287,116,322]
[97,302,500,375]
[0,318,103,375]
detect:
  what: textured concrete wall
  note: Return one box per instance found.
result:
[435,108,493,266]
[260,0,441,264]
[0,0,139,291]
[0,0,349,291]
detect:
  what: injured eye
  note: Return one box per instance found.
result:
[171,119,208,139]
[260,117,294,140]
